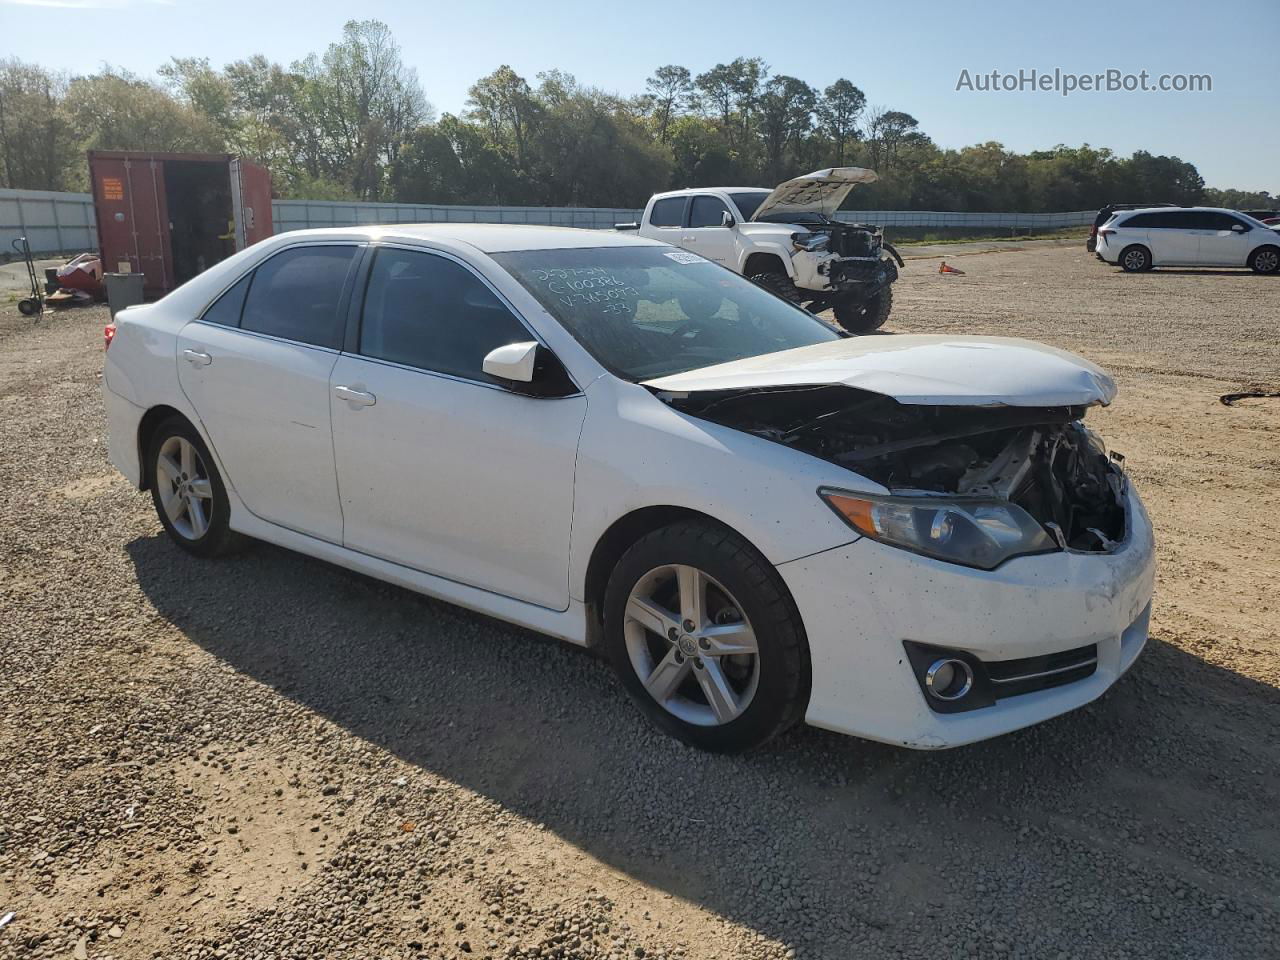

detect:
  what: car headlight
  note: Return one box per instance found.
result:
[791,231,829,253]
[819,488,1057,570]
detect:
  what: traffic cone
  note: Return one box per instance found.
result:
[939,261,965,275]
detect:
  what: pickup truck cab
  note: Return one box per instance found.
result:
[623,168,902,333]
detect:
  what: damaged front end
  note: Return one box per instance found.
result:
[789,220,902,297]
[662,384,1128,567]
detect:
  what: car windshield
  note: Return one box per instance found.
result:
[727,191,771,220]
[492,246,841,381]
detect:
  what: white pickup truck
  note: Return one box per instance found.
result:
[620,167,902,333]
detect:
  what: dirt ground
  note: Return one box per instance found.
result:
[1,244,1277,960]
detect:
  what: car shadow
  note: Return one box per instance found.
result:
[125,533,1280,956]
[1139,268,1262,276]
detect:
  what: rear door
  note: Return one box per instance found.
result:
[640,196,689,247]
[681,195,736,265]
[229,158,274,249]
[1143,211,1198,265]
[176,243,360,543]
[329,244,587,609]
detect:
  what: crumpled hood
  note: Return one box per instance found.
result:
[643,335,1118,408]
[753,167,879,221]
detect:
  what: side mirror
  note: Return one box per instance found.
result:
[721,211,736,228]
[1230,223,1246,233]
[482,341,539,383]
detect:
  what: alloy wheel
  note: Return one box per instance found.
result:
[1255,250,1279,273]
[155,435,214,540]
[623,564,761,726]
[1123,249,1146,271]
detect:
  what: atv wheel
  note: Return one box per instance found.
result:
[833,286,892,334]
[749,272,800,304]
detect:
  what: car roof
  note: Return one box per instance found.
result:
[267,223,668,253]
[651,187,771,199]
[1114,206,1238,215]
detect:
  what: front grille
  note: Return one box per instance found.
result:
[986,643,1098,699]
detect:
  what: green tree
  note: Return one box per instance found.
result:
[644,65,692,143]
[0,58,77,190]
[816,79,866,166]
[62,68,225,158]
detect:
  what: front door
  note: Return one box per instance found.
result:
[1193,211,1253,267]
[329,245,586,609]
[681,195,737,266]
[176,243,360,543]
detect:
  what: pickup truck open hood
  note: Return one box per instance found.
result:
[642,335,1117,408]
[752,167,879,221]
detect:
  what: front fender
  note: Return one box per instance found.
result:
[568,378,873,602]
[737,239,797,279]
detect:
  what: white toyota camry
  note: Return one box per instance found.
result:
[102,225,1155,752]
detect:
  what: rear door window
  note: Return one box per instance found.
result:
[240,245,359,349]
[649,197,686,228]
[358,247,533,383]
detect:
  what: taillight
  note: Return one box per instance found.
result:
[1098,227,1116,237]
[1089,225,1098,236]
[104,323,116,349]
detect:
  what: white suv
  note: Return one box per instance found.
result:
[1096,206,1280,273]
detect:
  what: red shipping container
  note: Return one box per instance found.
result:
[89,151,273,298]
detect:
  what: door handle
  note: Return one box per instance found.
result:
[334,385,376,407]
[182,349,212,366]
[682,235,696,242]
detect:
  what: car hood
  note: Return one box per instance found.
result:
[642,335,1118,407]
[752,167,879,221]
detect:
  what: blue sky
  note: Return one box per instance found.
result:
[3,0,1276,192]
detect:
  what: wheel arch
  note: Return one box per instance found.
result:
[581,505,793,648]
[1248,242,1280,266]
[136,405,206,491]
[1118,243,1152,270]
[741,249,794,280]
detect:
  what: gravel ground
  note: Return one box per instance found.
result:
[1,245,1277,960]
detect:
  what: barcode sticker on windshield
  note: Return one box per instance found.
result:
[663,251,705,264]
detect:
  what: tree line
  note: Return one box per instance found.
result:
[1,20,1273,213]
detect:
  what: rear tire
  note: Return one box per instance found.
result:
[1119,245,1152,272]
[833,286,892,334]
[1248,245,1280,274]
[603,521,810,753]
[147,417,245,557]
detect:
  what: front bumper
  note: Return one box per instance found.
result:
[827,256,897,296]
[779,486,1156,748]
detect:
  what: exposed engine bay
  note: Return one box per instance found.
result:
[780,215,895,261]
[661,385,1128,552]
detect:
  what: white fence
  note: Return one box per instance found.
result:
[2,187,1094,256]
[1,188,98,257]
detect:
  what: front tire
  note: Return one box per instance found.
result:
[603,521,810,753]
[1248,245,1280,274]
[748,271,800,304]
[147,417,244,557]
[833,286,892,334]
[1119,244,1152,272]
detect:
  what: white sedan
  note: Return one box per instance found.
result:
[103,225,1155,752]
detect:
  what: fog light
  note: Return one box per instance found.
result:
[925,658,974,701]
